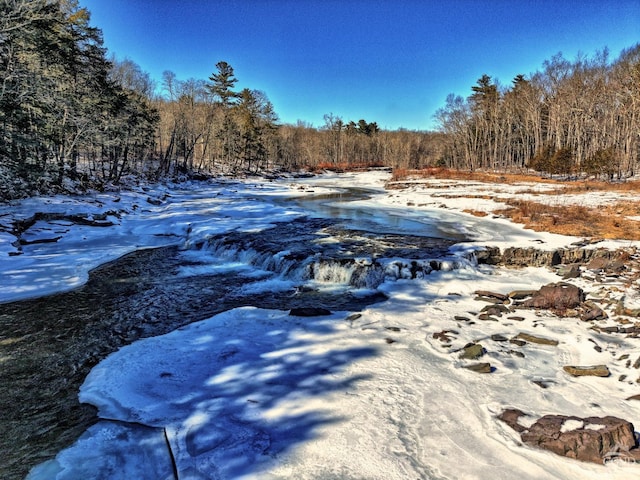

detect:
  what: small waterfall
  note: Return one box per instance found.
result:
[194,236,478,290]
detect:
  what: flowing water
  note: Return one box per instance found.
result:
[0,186,472,480]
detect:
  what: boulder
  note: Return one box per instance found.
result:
[521,415,637,464]
[522,282,585,310]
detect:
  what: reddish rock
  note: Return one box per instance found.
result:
[521,415,637,464]
[522,282,585,310]
[497,409,528,433]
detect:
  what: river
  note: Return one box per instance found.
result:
[0,179,470,479]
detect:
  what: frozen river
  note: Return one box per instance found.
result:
[1,171,636,480]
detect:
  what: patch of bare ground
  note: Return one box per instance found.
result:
[390,167,565,185]
[494,200,640,240]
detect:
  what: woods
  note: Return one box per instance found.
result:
[436,47,640,179]
[0,0,157,194]
[1,0,639,199]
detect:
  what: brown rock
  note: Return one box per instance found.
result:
[475,290,508,301]
[463,362,492,373]
[523,282,585,310]
[586,257,609,271]
[581,302,608,321]
[497,408,528,432]
[563,365,610,377]
[508,290,537,300]
[481,304,510,316]
[521,415,637,464]
[515,332,559,346]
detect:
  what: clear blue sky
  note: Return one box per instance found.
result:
[81,0,639,130]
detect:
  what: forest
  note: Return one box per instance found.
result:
[1,0,639,199]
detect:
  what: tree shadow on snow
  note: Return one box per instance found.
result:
[31,308,379,479]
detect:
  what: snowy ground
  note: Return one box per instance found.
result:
[3,171,640,479]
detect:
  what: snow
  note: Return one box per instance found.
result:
[7,171,640,479]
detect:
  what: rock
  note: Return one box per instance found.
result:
[520,414,638,464]
[474,296,505,304]
[459,342,485,360]
[510,338,527,347]
[532,380,554,389]
[563,365,610,377]
[506,315,525,321]
[581,302,608,321]
[490,334,508,342]
[627,394,640,401]
[463,362,492,373]
[586,257,610,271]
[522,282,585,310]
[474,290,508,301]
[558,264,581,279]
[509,290,537,300]
[289,307,332,317]
[454,315,471,322]
[478,313,499,321]
[481,304,510,316]
[433,330,455,343]
[497,408,528,432]
[515,332,559,346]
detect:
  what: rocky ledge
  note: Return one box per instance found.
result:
[476,243,637,270]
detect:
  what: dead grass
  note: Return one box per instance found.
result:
[463,209,489,217]
[390,168,562,185]
[495,199,640,240]
[391,168,640,194]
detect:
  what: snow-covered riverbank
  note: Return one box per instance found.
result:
[3,171,640,479]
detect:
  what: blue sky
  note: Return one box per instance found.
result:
[81,0,639,130]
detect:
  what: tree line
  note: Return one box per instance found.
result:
[1,0,639,198]
[435,45,640,179]
[0,0,442,197]
[1,0,158,192]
